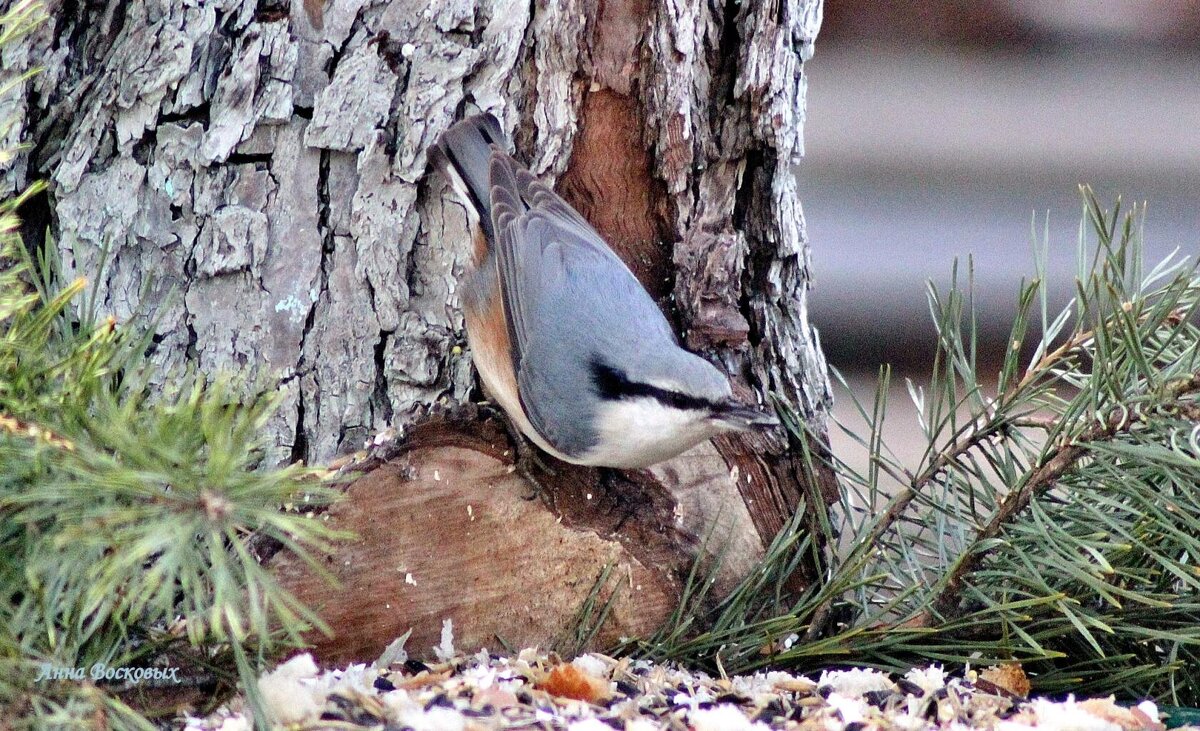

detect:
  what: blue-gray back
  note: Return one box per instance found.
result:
[488,155,681,456]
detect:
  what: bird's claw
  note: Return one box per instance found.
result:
[486,402,557,508]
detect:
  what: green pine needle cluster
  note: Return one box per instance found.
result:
[629,192,1200,704]
[0,201,341,727]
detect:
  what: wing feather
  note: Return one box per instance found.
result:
[487,153,641,365]
[485,153,663,455]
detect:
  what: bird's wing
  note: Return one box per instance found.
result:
[487,153,671,454]
[488,153,657,368]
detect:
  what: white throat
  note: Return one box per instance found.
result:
[578,397,726,469]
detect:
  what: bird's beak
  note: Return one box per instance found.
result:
[710,400,779,430]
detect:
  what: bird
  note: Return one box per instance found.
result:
[429,112,777,469]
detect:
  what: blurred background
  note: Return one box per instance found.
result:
[801,0,1200,462]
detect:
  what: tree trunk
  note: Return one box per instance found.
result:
[5,0,833,662]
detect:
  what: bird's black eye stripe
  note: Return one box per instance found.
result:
[442,144,488,218]
[590,360,716,412]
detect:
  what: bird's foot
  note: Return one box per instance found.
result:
[482,403,558,507]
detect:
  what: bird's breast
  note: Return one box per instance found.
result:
[578,397,723,468]
[461,266,575,464]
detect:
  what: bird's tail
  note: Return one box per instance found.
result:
[429,113,508,237]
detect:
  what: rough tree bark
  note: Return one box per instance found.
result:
[4,0,832,662]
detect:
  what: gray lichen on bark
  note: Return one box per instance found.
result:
[6,0,829,475]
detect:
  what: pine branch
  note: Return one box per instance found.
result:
[643,192,1200,703]
[0,412,75,450]
[924,368,1200,621]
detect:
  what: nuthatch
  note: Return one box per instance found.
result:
[430,113,777,469]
